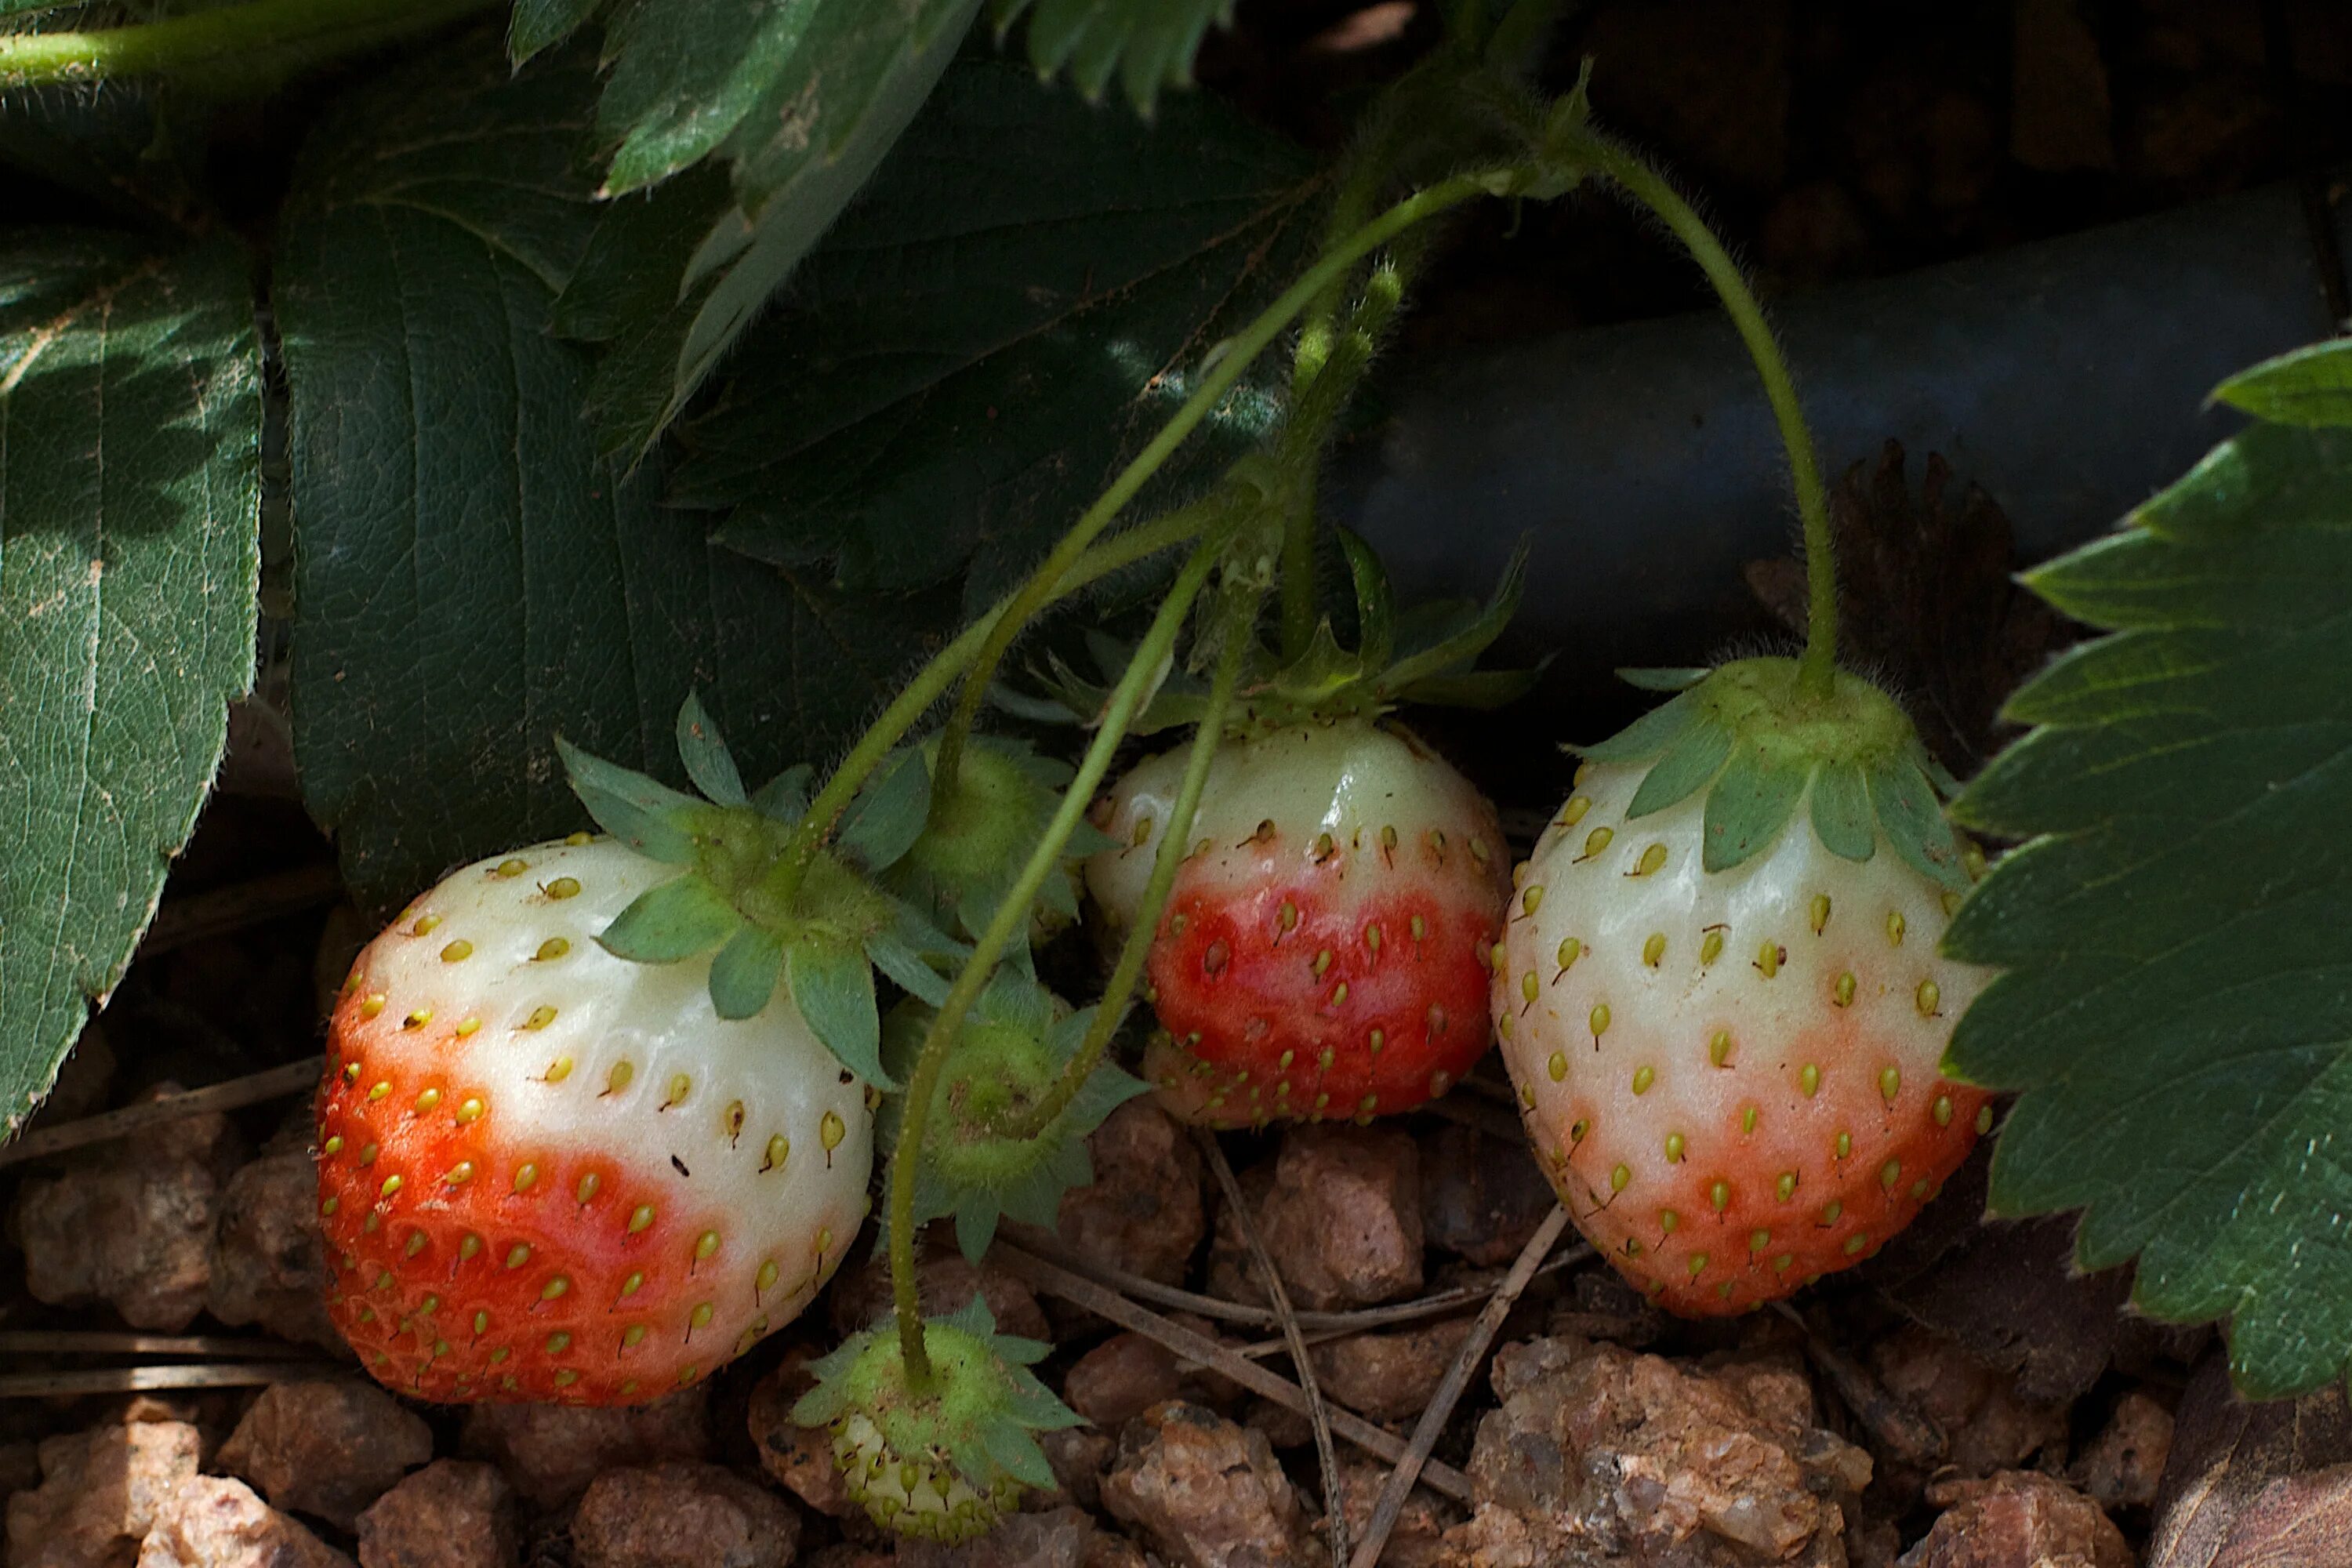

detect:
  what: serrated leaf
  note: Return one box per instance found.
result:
[993,0,1235,115]
[787,935,890,1087]
[1944,375,2352,1399]
[1700,748,1808,872]
[1867,755,1965,891]
[2213,339,2352,428]
[0,231,260,1134]
[708,924,784,1018]
[1625,717,1732,818]
[1573,689,1696,764]
[593,0,815,194]
[673,691,746,806]
[670,56,1313,605]
[598,875,744,961]
[280,38,960,913]
[508,0,604,63]
[557,738,702,862]
[837,748,929,873]
[1807,759,1875,862]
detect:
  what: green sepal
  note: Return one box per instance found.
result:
[2212,339,2352,428]
[840,747,931,873]
[751,764,815,824]
[557,736,702,863]
[708,924,785,1019]
[1867,755,1969,891]
[1625,714,1732,818]
[865,899,965,1008]
[1572,688,1697,764]
[1338,528,1395,673]
[598,874,746,961]
[1808,759,1876,863]
[1618,666,1713,692]
[981,1417,1057,1490]
[1702,748,1810,873]
[1374,535,1529,697]
[1390,666,1542,710]
[787,935,891,1088]
[673,691,747,807]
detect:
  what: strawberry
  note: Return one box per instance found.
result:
[1088,717,1511,1127]
[1494,659,1992,1314]
[318,833,873,1404]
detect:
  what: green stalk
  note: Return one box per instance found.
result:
[998,579,1261,1143]
[0,0,493,90]
[890,535,1229,1385]
[1565,129,1839,698]
[926,169,1511,818]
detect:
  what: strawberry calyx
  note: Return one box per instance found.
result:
[878,968,1145,1261]
[794,1299,1079,1542]
[554,695,965,1089]
[1029,532,1535,738]
[1578,659,1975,891]
[887,735,1114,949]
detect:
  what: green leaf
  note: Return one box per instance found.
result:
[787,935,890,1087]
[556,739,702,862]
[1945,379,2352,1399]
[991,0,1236,115]
[280,37,960,913]
[1625,716,1732,818]
[598,875,744,962]
[1700,748,1808,873]
[1807,759,1876,863]
[708,924,784,1019]
[837,748,930,873]
[666,55,1314,604]
[508,0,604,62]
[2212,339,2352,428]
[673,691,746,807]
[0,231,260,1133]
[595,0,815,194]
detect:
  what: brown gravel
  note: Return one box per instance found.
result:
[1904,1469,2132,1568]
[1102,1401,1316,1568]
[354,1459,521,1568]
[215,1379,434,1530]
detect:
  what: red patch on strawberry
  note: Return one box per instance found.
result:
[318,837,873,1404]
[1088,719,1508,1127]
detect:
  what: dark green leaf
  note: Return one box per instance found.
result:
[1573,689,1696,764]
[672,56,1314,604]
[2213,339,2352,428]
[1867,755,1965,890]
[673,691,746,806]
[1625,717,1732,818]
[598,875,743,961]
[0,232,260,1133]
[556,739,702,862]
[708,924,784,1018]
[281,38,961,913]
[1700,748,1808,872]
[787,936,890,1087]
[837,748,930,873]
[1807,759,1875,862]
[595,0,814,194]
[991,0,1236,115]
[508,0,604,62]
[1944,376,2352,1399]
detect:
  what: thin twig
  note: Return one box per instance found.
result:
[0,1363,330,1398]
[1345,1204,1570,1568]
[993,1245,1472,1504]
[1196,1128,1348,1568]
[0,1058,321,1167]
[1017,1231,1584,1333]
[1771,1301,1946,1463]
[0,1332,327,1360]
[140,863,344,955]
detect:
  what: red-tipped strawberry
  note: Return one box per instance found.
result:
[1495,659,1991,1314]
[319,834,875,1403]
[1071,535,1530,1128]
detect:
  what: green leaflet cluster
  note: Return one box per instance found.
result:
[1946,339,2352,1399]
[1577,658,1972,890]
[987,0,1236,115]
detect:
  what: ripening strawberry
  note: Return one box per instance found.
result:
[318,835,873,1404]
[1494,659,1992,1315]
[1088,717,1510,1127]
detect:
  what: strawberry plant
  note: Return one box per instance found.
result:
[10,0,2352,1548]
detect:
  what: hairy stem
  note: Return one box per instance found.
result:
[997,581,1261,1143]
[891,536,1229,1385]
[0,0,492,90]
[927,169,1510,812]
[1565,129,1838,697]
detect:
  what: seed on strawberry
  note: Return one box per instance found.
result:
[1087,717,1509,1127]
[318,835,873,1404]
[1496,661,1992,1314]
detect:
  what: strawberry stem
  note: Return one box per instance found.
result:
[0,0,493,90]
[1562,129,1839,700]
[891,534,1231,1386]
[997,580,1262,1145]
[925,170,1512,823]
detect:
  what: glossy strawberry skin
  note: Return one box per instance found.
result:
[317,837,872,1405]
[1087,720,1509,1127]
[1494,761,1991,1315]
